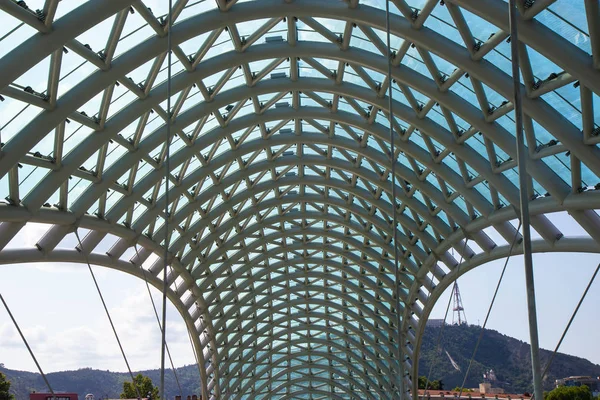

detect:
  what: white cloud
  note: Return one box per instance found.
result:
[0,323,48,349]
[0,276,197,372]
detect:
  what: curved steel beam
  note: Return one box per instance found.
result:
[448,0,600,94]
[275,389,349,400]
[193,225,407,286]
[25,67,566,231]
[207,235,434,306]
[61,77,510,219]
[19,43,572,214]
[57,98,479,235]
[6,184,598,250]
[233,353,384,400]
[218,301,394,362]
[190,211,414,277]
[0,0,133,90]
[174,191,435,266]
[276,390,347,400]
[7,2,594,191]
[212,271,396,339]
[222,330,394,394]
[0,247,210,398]
[206,257,395,313]
[215,284,395,342]
[202,238,429,298]
[27,87,568,272]
[2,184,597,294]
[0,0,600,396]
[123,149,459,259]
[18,64,572,282]
[5,0,596,107]
[248,375,366,400]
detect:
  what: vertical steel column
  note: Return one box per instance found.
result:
[384,1,404,398]
[160,0,174,399]
[508,2,544,400]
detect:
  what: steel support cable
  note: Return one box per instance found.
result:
[423,236,470,395]
[166,263,202,377]
[132,244,183,398]
[131,251,203,397]
[0,22,24,42]
[528,262,600,400]
[384,0,403,396]
[457,221,523,398]
[160,0,174,398]
[0,292,56,400]
[73,229,142,400]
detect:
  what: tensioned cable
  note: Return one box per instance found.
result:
[73,229,142,400]
[160,0,174,398]
[168,264,202,372]
[0,292,56,399]
[526,262,600,400]
[384,0,403,396]
[457,221,523,398]
[167,264,204,396]
[424,236,470,394]
[0,22,24,42]
[132,245,183,398]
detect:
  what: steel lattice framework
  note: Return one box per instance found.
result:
[1,0,600,399]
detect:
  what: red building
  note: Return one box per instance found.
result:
[30,393,78,400]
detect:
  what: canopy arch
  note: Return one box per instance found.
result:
[1,0,600,398]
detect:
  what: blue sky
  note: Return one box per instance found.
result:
[0,261,198,373]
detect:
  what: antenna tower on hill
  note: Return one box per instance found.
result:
[452,281,467,325]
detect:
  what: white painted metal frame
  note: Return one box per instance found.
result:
[1,0,599,399]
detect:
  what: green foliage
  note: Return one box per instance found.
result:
[545,386,593,400]
[120,374,159,399]
[0,372,14,400]
[418,375,444,390]
[453,387,474,392]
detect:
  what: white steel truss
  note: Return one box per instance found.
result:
[1,0,600,399]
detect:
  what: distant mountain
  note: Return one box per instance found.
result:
[2,324,599,399]
[0,364,201,400]
[418,324,600,393]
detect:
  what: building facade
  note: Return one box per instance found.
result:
[556,376,600,396]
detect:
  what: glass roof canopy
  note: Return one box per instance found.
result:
[1,0,600,399]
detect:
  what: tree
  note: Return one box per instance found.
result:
[545,385,593,400]
[418,375,444,390]
[0,372,14,400]
[120,374,159,399]
[453,387,474,393]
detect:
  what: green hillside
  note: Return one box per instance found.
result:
[2,324,599,398]
[418,324,600,393]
